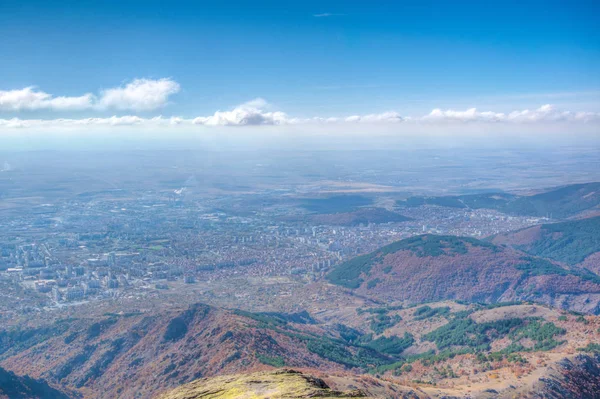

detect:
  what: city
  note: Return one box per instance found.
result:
[0,176,549,319]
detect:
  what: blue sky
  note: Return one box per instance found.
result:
[0,0,599,130]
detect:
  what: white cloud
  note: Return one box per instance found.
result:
[344,111,403,123]
[0,78,180,113]
[506,104,600,123]
[0,118,29,128]
[0,102,599,132]
[423,108,505,122]
[313,13,346,17]
[422,105,600,124]
[0,116,144,128]
[0,87,94,111]
[72,116,145,126]
[192,98,291,126]
[97,78,180,111]
[421,108,506,122]
[190,100,405,126]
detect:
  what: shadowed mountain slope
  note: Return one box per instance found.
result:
[0,366,71,399]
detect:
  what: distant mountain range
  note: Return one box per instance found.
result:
[399,182,600,219]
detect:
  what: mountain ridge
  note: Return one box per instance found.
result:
[326,234,600,314]
[2,300,600,398]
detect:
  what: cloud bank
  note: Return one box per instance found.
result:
[423,104,599,123]
[1,84,599,134]
[0,78,180,112]
[1,101,598,133]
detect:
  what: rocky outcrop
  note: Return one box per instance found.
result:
[156,369,369,399]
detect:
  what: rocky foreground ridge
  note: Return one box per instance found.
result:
[158,357,600,399]
[159,356,600,399]
[157,369,372,399]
